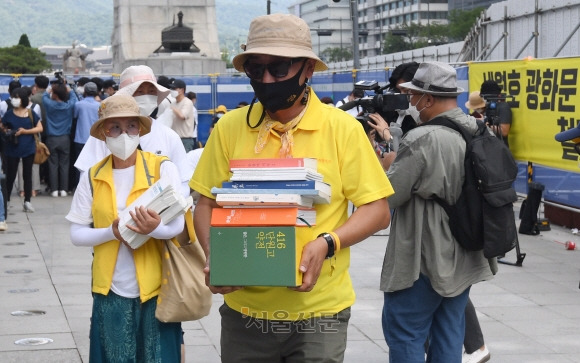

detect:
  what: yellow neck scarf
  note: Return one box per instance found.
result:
[254,105,308,158]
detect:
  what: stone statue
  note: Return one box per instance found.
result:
[63,40,86,73]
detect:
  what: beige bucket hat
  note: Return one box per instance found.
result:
[232,13,328,73]
[90,94,152,141]
[465,91,486,110]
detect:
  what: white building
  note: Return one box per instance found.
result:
[288,1,353,62]
[358,0,449,57]
[289,0,449,60]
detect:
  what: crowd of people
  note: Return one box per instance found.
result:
[0,12,519,363]
[0,71,202,220]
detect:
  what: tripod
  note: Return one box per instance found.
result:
[498,183,543,268]
[498,234,526,266]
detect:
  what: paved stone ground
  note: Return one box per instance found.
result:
[0,192,579,362]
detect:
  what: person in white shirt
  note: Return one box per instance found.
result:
[186,91,199,148]
[74,65,190,197]
[335,88,364,117]
[169,79,196,152]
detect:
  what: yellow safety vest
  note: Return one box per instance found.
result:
[89,150,168,303]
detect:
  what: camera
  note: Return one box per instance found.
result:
[481,93,508,126]
[4,129,18,145]
[339,80,409,138]
[353,80,409,114]
[52,71,66,85]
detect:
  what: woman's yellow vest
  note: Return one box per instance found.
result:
[89,150,168,303]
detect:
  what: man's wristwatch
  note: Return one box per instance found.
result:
[318,233,335,259]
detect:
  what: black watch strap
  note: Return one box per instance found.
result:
[318,233,335,259]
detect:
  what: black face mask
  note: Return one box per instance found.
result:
[250,60,307,113]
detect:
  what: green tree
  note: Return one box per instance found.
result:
[383,32,412,54]
[382,8,483,54]
[448,8,485,41]
[383,23,425,53]
[0,45,52,73]
[220,47,233,68]
[321,47,352,62]
[423,23,450,46]
[18,34,31,48]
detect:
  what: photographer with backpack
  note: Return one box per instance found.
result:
[380,62,495,362]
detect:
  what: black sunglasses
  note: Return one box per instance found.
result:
[243,58,305,80]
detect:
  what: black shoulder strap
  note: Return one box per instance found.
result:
[416,116,474,211]
[421,116,472,144]
[149,107,159,119]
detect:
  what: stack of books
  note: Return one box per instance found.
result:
[209,158,331,287]
[210,207,316,227]
[213,158,330,208]
[118,178,193,249]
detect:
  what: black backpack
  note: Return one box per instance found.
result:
[423,116,518,258]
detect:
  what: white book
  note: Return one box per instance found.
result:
[118,178,171,230]
[230,169,323,182]
[215,193,314,208]
[120,196,192,250]
[117,179,192,249]
[211,187,330,204]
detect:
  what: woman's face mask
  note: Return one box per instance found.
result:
[105,133,140,161]
[10,98,21,108]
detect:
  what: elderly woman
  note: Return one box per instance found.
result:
[0,87,43,213]
[66,94,184,362]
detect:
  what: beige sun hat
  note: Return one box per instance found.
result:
[399,61,464,97]
[232,13,328,73]
[465,91,486,110]
[90,94,152,141]
[115,65,170,105]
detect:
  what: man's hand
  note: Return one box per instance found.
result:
[203,259,243,295]
[366,113,403,152]
[291,236,328,292]
[367,113,389,138]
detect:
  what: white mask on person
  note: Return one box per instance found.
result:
[76,86,84,95]
[169,90,178,98]
[402,106,421,122]
[406,105,423,125]
[10,98,21,108]
[105,134,140,161]
[133,95,158,116]
[409,94,427,124]
[396,107,420,125]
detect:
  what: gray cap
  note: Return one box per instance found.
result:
[84,82,98,95]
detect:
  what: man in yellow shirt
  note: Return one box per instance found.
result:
[190,13,394,362]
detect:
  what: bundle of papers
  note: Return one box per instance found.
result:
[118,178,193,249]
